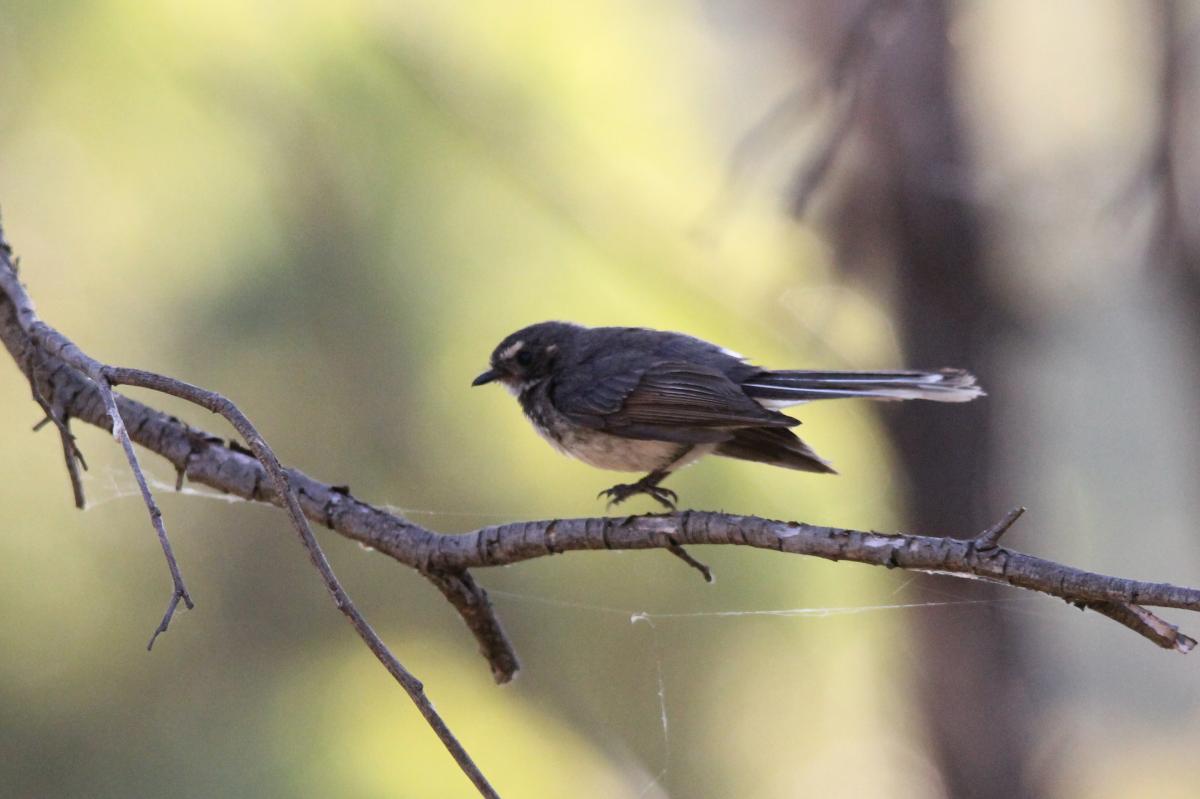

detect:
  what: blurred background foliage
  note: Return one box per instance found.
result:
[2,1,1199,797]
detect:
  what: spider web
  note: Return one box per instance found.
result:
[83,467,1046,796]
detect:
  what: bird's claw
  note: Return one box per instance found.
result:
[598,481,678,510]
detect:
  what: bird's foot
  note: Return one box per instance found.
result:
[598,478,678,510]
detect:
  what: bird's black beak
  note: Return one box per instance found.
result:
[472,368,500,387]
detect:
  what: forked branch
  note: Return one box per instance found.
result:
[0,222,499,799]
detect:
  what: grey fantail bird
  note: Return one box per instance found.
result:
[472,322,983,508]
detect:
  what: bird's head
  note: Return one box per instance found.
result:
[471,321,580,393]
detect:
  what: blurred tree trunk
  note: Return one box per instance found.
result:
[797,2,1037,796]
[1152,0,1200,400]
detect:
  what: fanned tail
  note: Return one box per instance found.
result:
[742,369,983,406]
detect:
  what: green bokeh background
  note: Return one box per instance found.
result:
[2,2,1199,797]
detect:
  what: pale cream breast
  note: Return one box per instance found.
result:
[552,430,682,472]
[523,389,712,472]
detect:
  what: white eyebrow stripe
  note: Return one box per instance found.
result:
[499,341,524,360]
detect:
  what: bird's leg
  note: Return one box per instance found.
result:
[598,469,678,510]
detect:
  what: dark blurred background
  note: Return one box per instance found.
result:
[2,1,1199,797]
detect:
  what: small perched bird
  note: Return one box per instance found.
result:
[472,322,983,509]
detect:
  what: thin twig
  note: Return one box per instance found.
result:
[26,350,87,509]
[100,372,195,640]
[149,591,186,651]
[425,569,521,683]
[1083,600,1195,652]
[667,541,714,583]
[974,506,1026,551]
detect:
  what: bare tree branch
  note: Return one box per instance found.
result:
[0,222,500,799]
[4,246,1198,655]
[4,222,1200,793]
[435,514,1198,651]
[0,235,195,641]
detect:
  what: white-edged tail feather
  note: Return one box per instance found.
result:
[743,368,983,407]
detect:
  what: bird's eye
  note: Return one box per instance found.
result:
[515,349,534,367]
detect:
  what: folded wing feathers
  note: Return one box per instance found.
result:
[616,366,796,428]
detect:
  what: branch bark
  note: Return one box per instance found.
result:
[0,222,500,799]
[3,220,1200,793]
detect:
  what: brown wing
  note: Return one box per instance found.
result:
[555,361,796,444]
